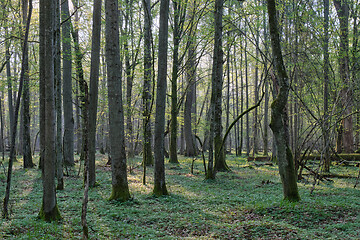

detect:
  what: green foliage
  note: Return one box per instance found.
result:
[0,154,359,239]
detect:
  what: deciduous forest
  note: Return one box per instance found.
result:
[0,0,360,238]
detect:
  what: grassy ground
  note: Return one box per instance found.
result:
[0,153,359,239]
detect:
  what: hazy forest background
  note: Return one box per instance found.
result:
[0,0,360,239]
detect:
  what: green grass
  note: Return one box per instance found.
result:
[0,153,359,239]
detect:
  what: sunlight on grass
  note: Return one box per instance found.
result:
[0,153,359,239]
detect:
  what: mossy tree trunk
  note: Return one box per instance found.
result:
[105,0,131,202]
[267,0,300,202]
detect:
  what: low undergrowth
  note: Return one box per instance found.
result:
[0,154,359,239]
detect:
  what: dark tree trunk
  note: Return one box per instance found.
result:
[22,0,33,168]
[88,0,102,187]
[54,0,63,190]
[153,0,170,196]
[142,0,154,168]
[323,0,331,172]
[105,0,131,201]
[267,0,300,202]
[38,0,61,221]
[334,0,353,153]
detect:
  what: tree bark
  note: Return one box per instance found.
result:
[62,0,74,166]
[153,0,169,196]
[54,0,63,190]
[267,0,300,202]
[88,0,102,187]
[39,0,61,221]
[334,0,353,153]
[22,0,33,168]
[142,0,154,168]
[322,0,331,172]
[105,0,131,201]
[184,0,197,157]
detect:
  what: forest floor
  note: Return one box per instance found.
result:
[0,153,359,239]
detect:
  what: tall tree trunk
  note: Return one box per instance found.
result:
[263,0,269,156]
[105,0,131,201]
[169,0,184,164]
[323,0,331,172]
[6,33,14,158]
[38,0,61,221]
[245,29,250,156]
[142,0,154,168]
[153,0,170,196]
[124,0,135,159]
[184,0,197,157]
[22,0,33,168]
[207,0,228,179]
[62,0,75,166]
[268,0,300,202]
[334,0,353,153]
[88,0,102,187]
[54,0,63,189]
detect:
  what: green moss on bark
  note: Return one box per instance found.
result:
[108,185,131,201]
[38,204,62,222]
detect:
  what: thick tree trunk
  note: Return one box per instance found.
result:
[153,0,169,196]
[105,0,131,201]
[39,0,61,221]
[62,0,74,166]
[267,0,300,202]
[88,0,102,187]
[207,0,228,179]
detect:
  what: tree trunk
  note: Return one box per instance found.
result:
[184,0,198,157]
[62,0,74,166]
[142,0,154,168]
[323,0,331,172]
[54,0,63,189]
[39,0,61,221]
[334,0,353,153]
[267,0,300,202]
[88,0,102,187]
[105,0,131,201]
[153,0,169,196]
[22,0,33,168]
[207,0,228,179]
